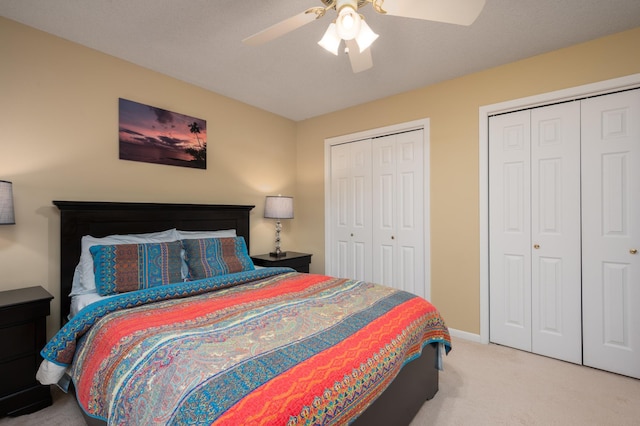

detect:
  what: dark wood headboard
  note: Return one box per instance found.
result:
[54,201,254,326]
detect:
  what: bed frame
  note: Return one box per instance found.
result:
[54,200,439,425]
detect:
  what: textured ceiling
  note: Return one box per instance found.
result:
[1,0,640,121]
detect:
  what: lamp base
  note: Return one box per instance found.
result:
[269,251,287,258]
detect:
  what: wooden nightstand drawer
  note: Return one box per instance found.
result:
[0,286,53,417]
[0,322,36,360]
[0,385,52,417]
[0,300,50,326]
[0,355,39,395]
[251,252,312,273]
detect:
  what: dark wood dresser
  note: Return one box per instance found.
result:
[0,286,53,417]
[251,252,312,273]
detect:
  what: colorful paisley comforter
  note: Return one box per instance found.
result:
[40,269,451,425]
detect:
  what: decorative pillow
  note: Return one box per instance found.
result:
[176,230,237,279]
[71,229,180,296]
[90,241,183,296]
[182,236,255,280]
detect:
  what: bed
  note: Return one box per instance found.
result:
[37,201,451,425]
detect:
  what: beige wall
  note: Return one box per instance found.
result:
[0,18,297,337]
[2,16,639,339]
[295,27,640,335]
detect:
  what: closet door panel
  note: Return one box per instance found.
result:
[330,140,372,281]
[372,130,425,297]
[489,111,532,351]
[373,135,397,287]
[331,143,352,279]
[350,141,373,281]
[582,89,640,379]
[530,102,582,364]
[376,169,395,285]
[395,130,425,297]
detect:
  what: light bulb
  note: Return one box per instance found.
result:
[342,13,354,30]
[336,5,361,40]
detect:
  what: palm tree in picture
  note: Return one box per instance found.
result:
[186,121,206,168]
[189,122,203,148]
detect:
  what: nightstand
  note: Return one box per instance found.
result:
[0,286,53,417]
[251,252,312,273]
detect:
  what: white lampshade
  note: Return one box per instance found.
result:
[355,19,379,52]
[0,180,15,225]
[264,196,294,219]
[318,22,341,56]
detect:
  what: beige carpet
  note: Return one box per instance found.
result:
[411,338,640,425]
[2,338,639,425]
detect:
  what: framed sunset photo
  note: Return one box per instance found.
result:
[118,98,207,169]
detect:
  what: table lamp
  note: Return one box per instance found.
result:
[264,195,293,258]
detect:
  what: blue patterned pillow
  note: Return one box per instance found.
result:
[182,236,255,280]
[90,241,183,296]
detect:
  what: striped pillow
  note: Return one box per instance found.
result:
[90,241,183,296]
[182,236,255,280]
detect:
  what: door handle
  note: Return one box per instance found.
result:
[631,249,638,255]
[533,244,540,249]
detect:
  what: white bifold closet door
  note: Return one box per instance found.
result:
[489,102,582,364]
[490,88,640,378]
[329,129,426,297]
[581,90,640,379]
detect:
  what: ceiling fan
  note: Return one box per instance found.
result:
[243,0,486,73]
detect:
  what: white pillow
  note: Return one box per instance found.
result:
[177,229,236,239]
[70,228,181,296]
[69,292,113,319]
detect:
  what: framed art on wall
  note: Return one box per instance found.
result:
[118,98,207,169]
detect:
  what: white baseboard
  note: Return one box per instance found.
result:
[448,328,483,343]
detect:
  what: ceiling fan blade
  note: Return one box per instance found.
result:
[380,0,486,26]
[345,39,373,73]
[243,9,320,46]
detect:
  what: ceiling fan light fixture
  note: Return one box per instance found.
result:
[318,22,341,55]
[355,18,378,52]
[335,3,361,41]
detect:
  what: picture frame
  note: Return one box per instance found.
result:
[118,98,207,169]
